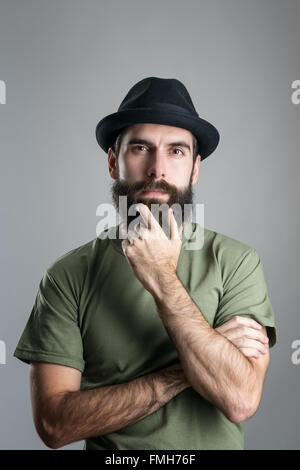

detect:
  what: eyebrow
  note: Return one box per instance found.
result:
[127,138,191,153]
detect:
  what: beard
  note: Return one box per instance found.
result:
[110,165,195,237]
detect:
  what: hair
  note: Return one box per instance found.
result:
[111,127,199,164]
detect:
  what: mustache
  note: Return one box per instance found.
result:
[117,178,176,195]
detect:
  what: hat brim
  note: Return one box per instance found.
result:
[95,108,220,160]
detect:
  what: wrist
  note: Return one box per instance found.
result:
[151,271,180,306]
[154,364,190,406]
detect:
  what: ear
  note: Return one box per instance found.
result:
[191,154,201,186]
[108,148,118,179]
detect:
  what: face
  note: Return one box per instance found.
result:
[108,123,201,231]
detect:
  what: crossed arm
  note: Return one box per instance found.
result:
[30,310,269,449]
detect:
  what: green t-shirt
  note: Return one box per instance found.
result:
[13,222,277,450]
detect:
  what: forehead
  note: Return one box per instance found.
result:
[122,123,193,145]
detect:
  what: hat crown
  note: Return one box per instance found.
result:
[118,77,198,116]
[95,76,219,160]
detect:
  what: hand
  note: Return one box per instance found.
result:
[215,315,269,358]
[120,203,183,297]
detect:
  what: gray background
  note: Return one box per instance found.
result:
[0,0,299,450]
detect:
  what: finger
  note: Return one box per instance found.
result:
[136,224,150,239]
[239,348,262,359]
[169,208,181,240]
[224,326,269,344]
[233,315,263,330]
[134,220,162,240]
[127,229,138,244]
[121,239,131,256]
[119,222,138,243]
[230,337,269,354]
[131,222,144,239]
[136,203,162,237]
[217,316,263,334]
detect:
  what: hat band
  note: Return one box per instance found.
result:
[119,101,196,118]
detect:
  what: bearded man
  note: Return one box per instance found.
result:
[14,77,277,450]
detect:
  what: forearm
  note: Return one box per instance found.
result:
[153,274,257,422]
[42,363,190,449]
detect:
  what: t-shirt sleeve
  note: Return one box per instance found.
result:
[213,247,277,348]
[13,268,85,372]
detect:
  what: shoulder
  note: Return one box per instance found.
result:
[42,238,102,297]
[196,224,260,281]
[193,223,256,257]
[47,239,95,273]
[214,230,255,257]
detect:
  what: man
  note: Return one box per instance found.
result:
[14,77,277,450]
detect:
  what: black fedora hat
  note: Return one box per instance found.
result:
[95,76,220,161]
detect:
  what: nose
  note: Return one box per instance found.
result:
[146,149,167,179]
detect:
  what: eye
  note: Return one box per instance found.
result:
[135,145,148,151]
[173,148,184,156]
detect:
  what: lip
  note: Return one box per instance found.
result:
[140,190,168,196]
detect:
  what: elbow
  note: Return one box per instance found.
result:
[225,395,260,424]
[44,438,62,450]
[44,435,63,450]
[226,408,253,424]
[35,417,63,450]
